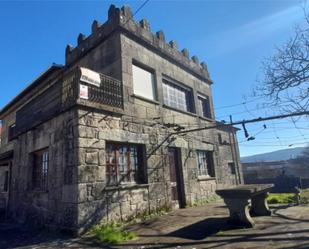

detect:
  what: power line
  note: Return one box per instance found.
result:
[291,117,309,143]
[174,111,309,137]
[239,142,308,147]
[148,111,309,156]
[214,96,264,110]
[124,0,150,25]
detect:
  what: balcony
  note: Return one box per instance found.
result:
[63,67,123,113]
[15,67,123,136]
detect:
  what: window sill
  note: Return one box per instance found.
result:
[105,183,149,191]
[197,175,216,181]
[131,94,160,105]
[198,116,215,122]
[163,104,197,117]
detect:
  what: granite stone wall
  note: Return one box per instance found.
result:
[75,107,241,233]
[8,108,79,231]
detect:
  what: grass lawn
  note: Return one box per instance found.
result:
[267,189,309,204]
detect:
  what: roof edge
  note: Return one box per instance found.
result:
[0,64,64,117]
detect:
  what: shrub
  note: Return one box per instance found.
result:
[300,189,309,204]
[91,223,137,244]
[267,193,295,204]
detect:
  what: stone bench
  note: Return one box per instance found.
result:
[216,184,274,227]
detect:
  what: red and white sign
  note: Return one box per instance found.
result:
[80,67,101,87]
[79,84,89,100]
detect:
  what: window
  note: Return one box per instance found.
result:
[2,170,9,192]
[132,63,156,100]
[8,123,16,142]
[198,95,211,119]
[106,142,145,186]
[162,80,194,113]
[32,149,49,191]
[196,150,215,177]
[218,133,223,144]
[228,162,236,175]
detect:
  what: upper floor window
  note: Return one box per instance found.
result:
[8,123,16,142]
[32,149,49,191]
[132,63,156,100]
[163,80,194,113]
[198,95,212,119]
[196,150,215,177]
[106,142,146,186]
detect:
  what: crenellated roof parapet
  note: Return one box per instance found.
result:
[65,5,212,83]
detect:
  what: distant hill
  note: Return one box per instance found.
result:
[241,147,306,163]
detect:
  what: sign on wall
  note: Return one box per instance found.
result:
[79,84,89,99]
[80,67,101,87]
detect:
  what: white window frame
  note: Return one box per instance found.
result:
[162,80,194,113]
[196,150,215,177]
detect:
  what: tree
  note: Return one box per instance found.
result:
[256,9,309,113]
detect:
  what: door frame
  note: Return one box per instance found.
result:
[168,147,186,208]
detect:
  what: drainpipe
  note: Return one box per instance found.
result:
[229,115,241,185]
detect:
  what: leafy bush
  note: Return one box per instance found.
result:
[91,224,137,244]
[267,193,295,204]
[300,189,309,204]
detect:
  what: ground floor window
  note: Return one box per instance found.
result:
[3,170,8,192]
[106,142,145,186]
[32,149,49,191]
[196,150,215,177]
[228,162,236,175]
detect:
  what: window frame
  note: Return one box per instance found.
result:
[132,61,157,101]
[31,148,49,191]
[105,142,146,186]
[2,170,9,192]
[198,94,212,119]
[228,162,236,175]
[162,78,195,113]
[196,150,215,178]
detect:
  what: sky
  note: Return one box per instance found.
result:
[0,0,308,157]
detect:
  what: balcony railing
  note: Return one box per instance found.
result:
[62,67,124,112]
[86,73,123,109]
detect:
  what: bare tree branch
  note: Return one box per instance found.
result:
[256,9,309,113]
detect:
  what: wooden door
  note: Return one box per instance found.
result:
[168,148,185,208]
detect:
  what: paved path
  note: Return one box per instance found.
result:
[1,203,309,249]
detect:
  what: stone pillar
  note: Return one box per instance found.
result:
[224,198,255,227]
[250,192,271,216]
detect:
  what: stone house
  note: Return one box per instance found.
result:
[0,5,242,233]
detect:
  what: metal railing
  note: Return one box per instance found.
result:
[86,73,123,109]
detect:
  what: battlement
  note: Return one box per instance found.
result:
[66,5,212,83]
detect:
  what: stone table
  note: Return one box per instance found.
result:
[216,184,274,227]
